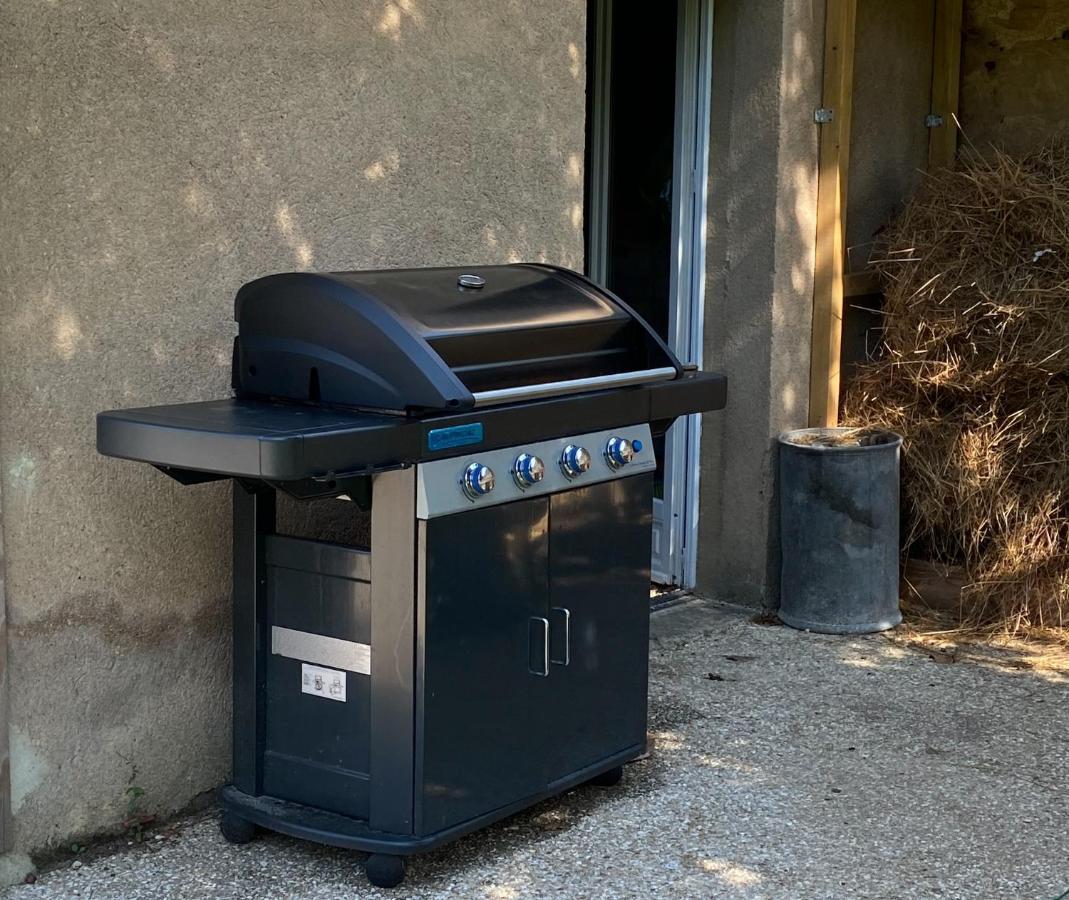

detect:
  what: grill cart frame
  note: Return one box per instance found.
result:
[96,265,726,888]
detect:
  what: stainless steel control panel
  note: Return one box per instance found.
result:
[415,424,655,520]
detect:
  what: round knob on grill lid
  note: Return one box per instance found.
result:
[457,273,486,289]
[461,462,495,499]
[560,445,592,479]
[513,453,545,489]
[605,436,635,469]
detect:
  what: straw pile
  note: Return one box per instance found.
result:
[842,141,1069,630]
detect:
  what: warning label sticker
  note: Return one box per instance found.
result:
[301,663,347,702]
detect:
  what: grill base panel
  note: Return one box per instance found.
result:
[218,741,642,857]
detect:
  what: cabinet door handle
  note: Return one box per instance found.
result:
[550,607,571,666]
[529,617,549,677]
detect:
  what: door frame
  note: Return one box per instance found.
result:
[585,0,713,588]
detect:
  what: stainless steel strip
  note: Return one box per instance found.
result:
[415,424,655,519]
[470,366,676,408]
[271,626,371,675]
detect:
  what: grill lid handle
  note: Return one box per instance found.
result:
[470,366,676,408]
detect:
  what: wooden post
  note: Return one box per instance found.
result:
[928,0,963,170]
[808,0,857,428]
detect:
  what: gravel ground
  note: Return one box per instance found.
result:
[5,598,1067,900]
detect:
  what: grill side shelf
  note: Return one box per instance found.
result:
[95,399,407,482]
[97,414,265,477]
[96,374,726,485]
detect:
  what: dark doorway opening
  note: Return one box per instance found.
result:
[586,4,679,340]
[585,0,710,589]
[584,2,679,522]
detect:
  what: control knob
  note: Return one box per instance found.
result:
[559,444,592,479]
[605,436,635,470]
[461,462,495,499]
[513,453,545,489]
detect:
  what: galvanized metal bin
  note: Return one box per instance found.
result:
[778,427,903,634]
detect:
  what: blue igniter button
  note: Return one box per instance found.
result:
[632,439,643,453]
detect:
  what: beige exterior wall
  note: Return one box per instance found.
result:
[0,0,585,852]
[697,0,823,606]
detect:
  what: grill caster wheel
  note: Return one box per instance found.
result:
[589,765,624,787]
[365,853,406,889]
[219,811,257,845]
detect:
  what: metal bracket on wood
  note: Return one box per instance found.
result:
[926,113,944,128]
[814,107,835,124]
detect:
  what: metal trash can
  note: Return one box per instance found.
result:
[778,427,903,634]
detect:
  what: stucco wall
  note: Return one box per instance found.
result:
[0,0,585,852]
[961,0,1069,154]
[697,0,822,606]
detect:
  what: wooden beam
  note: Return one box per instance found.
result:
[808,0,857,428]
[928,0,963,170]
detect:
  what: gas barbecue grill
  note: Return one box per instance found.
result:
[96,264,726,888]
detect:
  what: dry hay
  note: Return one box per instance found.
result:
[842,140,1069,631]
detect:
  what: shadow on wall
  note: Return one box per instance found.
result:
[0,0,588,851]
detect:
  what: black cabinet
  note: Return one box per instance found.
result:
[420,498,550,834]
[262,536,373,820]
[540,476,652,782]
[418,474,652,834]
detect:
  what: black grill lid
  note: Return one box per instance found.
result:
[233,264,681,414]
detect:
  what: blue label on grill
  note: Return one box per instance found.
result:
[427,422,484,452]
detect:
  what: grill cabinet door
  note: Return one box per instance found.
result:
[419,497,550,834]
[263,536,372,820]
[541,474,653,780]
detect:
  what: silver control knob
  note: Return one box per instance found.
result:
[461,462,495,499]
[559,444,592,479]
[605,436,635,470]
[513,453,545,489]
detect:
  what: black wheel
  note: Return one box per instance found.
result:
[219,811,257,845]
[365,853,406,889]
[589,765,624,787]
